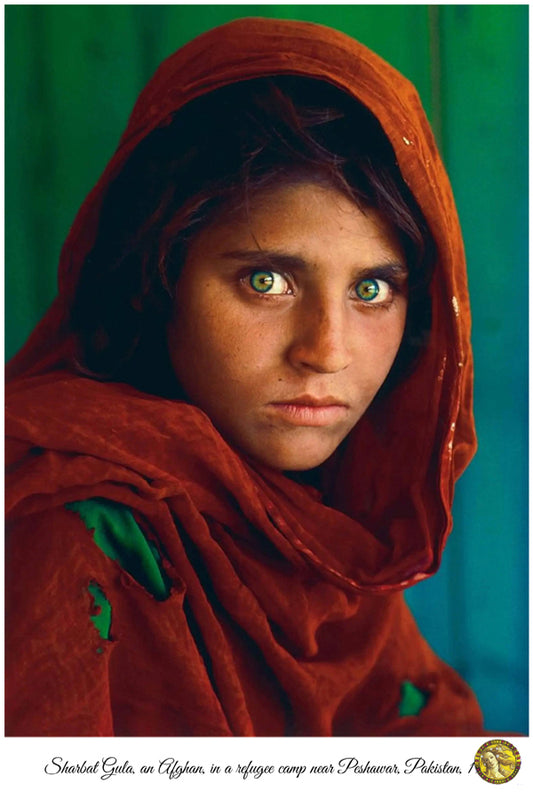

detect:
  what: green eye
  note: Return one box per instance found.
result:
[249,270,289,294]
[355,278,380,302]
[250,271,274,293]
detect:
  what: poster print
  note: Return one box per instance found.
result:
[4,4,528,796]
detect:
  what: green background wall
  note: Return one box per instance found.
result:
[5,5,528,733]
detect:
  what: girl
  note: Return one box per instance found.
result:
[6,17,482,736]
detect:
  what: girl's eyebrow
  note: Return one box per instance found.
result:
[220,248,408,276]
[221,249,308,271]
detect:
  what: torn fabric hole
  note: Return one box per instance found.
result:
[398,680,429,717]
[88,581,112,641]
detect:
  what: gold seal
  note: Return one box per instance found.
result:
[474,739,521,784]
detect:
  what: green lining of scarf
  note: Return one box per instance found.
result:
[67,498,171,601]
[88,582,112,642]
[398,680,429,717]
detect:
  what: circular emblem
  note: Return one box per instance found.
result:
[474,739,521,784]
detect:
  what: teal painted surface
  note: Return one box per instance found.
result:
[5,5,528,733]
[405,5,528,735]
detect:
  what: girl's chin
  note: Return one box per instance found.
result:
[239,433,345,473]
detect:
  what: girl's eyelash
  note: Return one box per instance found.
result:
[352,276,403,309]
[237,268,406,306]
[240,269,293,295]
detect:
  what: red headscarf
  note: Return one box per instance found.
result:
[6,18,481,736]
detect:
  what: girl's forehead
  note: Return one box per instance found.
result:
[187,182,403,258]
[180,182,406,287]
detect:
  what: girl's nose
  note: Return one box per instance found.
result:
[286,299,352,374]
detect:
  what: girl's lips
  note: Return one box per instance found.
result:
[267,400,349,426]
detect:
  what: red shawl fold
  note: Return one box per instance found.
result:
[6,18,481,736]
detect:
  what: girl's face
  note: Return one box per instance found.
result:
[167,182,407,471]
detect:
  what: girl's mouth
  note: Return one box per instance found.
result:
[268,396,349,426]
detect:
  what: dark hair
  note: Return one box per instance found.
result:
[71,76,433,396]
